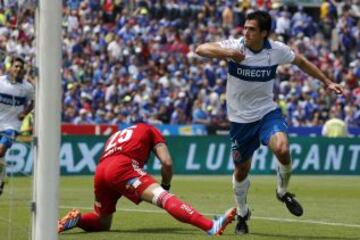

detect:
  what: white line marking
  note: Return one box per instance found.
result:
[59,206,360,228]
[252,216,360,228]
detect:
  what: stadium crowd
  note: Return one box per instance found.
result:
[0,0,359,128]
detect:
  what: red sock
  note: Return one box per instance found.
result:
[77,212,104,232]
[157,192,213,232]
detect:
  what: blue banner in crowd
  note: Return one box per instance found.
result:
[118,124,360,137]
[288,127,360,137]
[119,124,208,136]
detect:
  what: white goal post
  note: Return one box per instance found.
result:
[32,0,62,240]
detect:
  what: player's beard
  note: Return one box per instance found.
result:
[244,38,251,49]
[15,73,24,83]
[15,76,22,82]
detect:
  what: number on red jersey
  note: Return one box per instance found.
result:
[104,126,135,152]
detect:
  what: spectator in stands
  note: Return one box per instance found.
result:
[20,111,34,136]
[192,99,211,125]
[1,0,359,129]
[275,11,291,43]
[170,105,187,125]
[322,117,348,137]
[73,108,93,124]
[93,109,107,124]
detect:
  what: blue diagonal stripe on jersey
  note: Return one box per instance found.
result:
[228,61,278,82]
[0,92,26,106]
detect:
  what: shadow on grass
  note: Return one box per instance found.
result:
[111,227,199,235]
[63,227,199,236]
[251,232,359,240]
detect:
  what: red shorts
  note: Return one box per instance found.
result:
[93,155,157,216]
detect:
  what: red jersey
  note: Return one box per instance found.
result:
[100,123,165,166]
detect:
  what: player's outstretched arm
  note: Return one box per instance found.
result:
[195,42,245,62]
[18,100,34,120]
[292,54,344,95]
[153,143,173,189]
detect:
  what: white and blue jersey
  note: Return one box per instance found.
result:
[218,37,295,123]
[0,75,34,132]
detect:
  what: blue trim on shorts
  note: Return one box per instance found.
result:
[230,109,288,164]
[0,129,18,149]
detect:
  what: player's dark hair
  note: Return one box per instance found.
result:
[11,57,26,82]
[12,56,25,67]
[246,11,272,38]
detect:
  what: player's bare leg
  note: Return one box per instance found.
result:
[269,132,303,217]
[141,183,236,236]
[58,209,113,233]
[0,145,7,196]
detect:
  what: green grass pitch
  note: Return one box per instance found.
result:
[0,176,359,240]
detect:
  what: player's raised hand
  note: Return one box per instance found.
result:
[326,82,344,95]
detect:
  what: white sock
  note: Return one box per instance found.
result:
[0,157,6,184]
[277,161,292,197]
[232,175,250,217]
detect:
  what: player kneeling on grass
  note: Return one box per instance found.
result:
[58,123,236,236]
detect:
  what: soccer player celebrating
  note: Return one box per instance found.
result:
[195,11,343,234]
[58,123,236,236]
[0,57,34,196]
